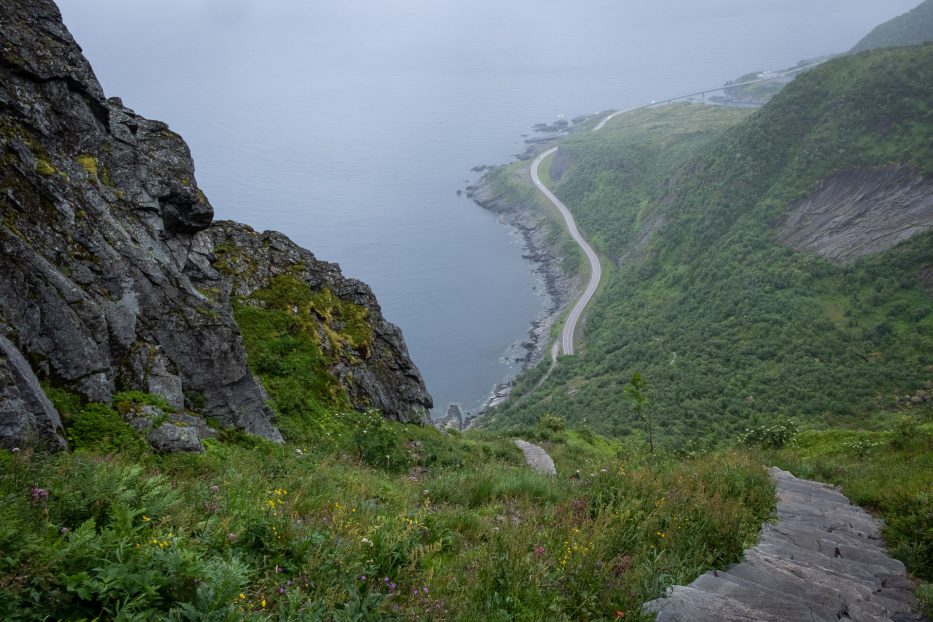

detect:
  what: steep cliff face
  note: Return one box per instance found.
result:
[777,165,933,263]
[205,223,432,424]
[0,0,430,449]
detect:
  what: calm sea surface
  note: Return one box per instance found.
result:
[58,0,917,415]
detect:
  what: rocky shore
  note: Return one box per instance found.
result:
[463,160,580,420]
[435,112,600,430]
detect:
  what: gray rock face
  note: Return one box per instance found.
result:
[777,165,933,263]
[0,0,431,448]
[643,467,926,622]
[0,335,67,451]
[204,222,432,424]
[127,405,216,452]
[0,0,279,443]
[147,423,203,453]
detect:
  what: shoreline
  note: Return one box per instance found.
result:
[463,163,580,421]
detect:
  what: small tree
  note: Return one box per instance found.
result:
[624,372,652,453]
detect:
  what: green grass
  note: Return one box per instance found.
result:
[76,154,98,177]
[232,274,381,445]
[34,158,55,176]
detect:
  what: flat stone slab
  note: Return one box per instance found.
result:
[644,467,925,622]
[513,439,556,475]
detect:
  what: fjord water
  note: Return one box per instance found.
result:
[58,0,916,415]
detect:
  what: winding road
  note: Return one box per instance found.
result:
[530,147,601,356]
[532,61,827,361]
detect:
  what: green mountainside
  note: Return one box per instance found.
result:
[851,0,933,53]
[484,44,933,448]
[477,44,933,605]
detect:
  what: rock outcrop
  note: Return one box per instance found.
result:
[204,222,432,424]
[0,335,67,451]
[778,165,933,263]
[513,439,556,475]
[0,0,431,449]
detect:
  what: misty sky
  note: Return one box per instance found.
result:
[59,0,918,104]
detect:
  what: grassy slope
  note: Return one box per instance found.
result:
[0,421,773,621]
[485,44,933,448]
[851,0,933,53]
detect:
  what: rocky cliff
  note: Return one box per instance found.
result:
[777,165,933,263]
[0,0,431,450]
[205,222,432,424]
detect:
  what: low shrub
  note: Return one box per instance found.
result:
[67,403,148,455]
[537,412,566,433]
[112,390,176,414]
[738,420,798,449]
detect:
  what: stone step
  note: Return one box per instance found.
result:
[719,561,849,617]
[758,528,906,577]
[773,476,850,504]
[753,540,904,588]
[760,520,882,556]
[642,468,925,621]
[691,570,840,621]
[645,585,788,622]
[513,439,556,475]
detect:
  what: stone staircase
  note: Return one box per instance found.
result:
[644,467,927,621]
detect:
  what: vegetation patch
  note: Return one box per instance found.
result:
[34,158,55,176]
[113,390,176,414]
[75,154,97,177]
[233,274,375,443]
[66,403,149,455]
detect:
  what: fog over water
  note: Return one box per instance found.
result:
[57,0,918,414]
